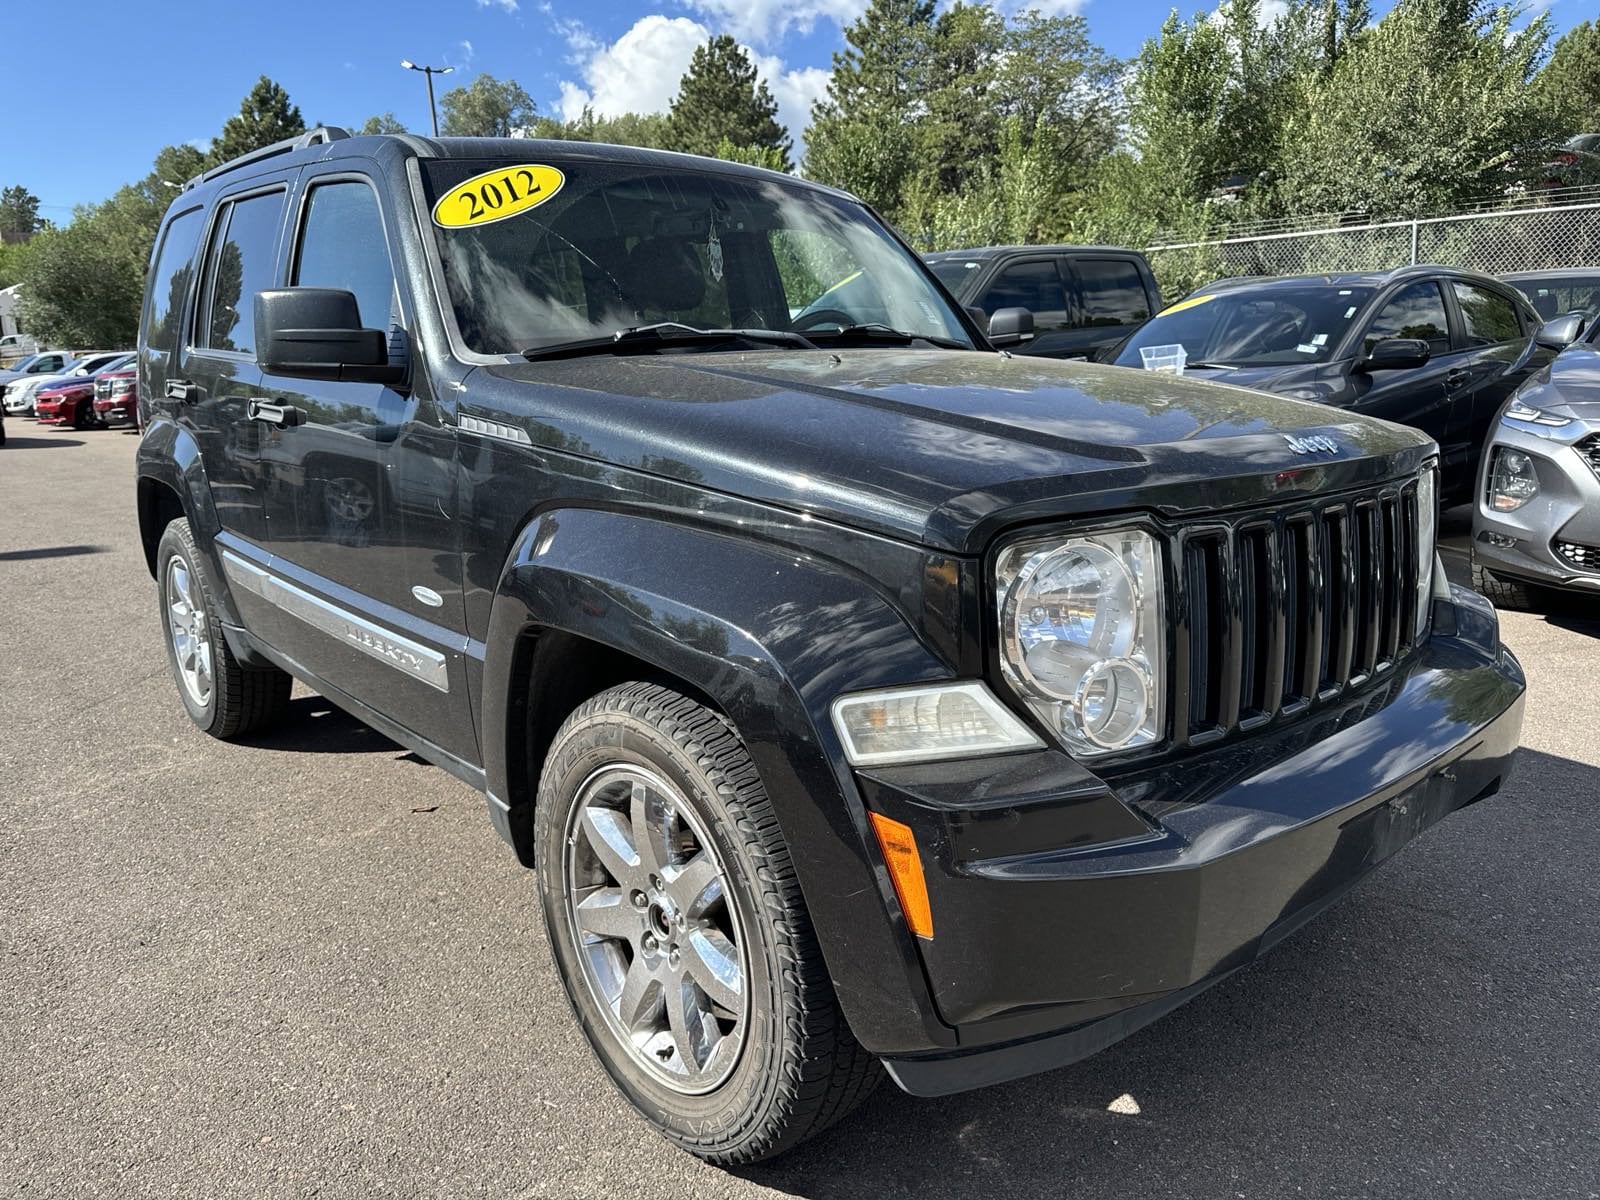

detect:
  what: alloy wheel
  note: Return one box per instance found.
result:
[165,555,213,708]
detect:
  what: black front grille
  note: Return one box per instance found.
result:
[1173,480,1422,747]
[1577,435,1600,480]
[1556,540,1600,571]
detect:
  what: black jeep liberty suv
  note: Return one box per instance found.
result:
[135,129,1526,1164]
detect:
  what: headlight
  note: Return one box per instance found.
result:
[1504,398,1574,427]
[996,529,1165,756]
[1416,467,1437,638]
[1488,448,1538,513]
[110,378,135,396]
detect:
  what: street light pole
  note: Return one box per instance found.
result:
[400,60,455,137]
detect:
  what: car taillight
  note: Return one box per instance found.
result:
[1556,152,1579,166]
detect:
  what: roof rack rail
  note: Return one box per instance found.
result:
[183,126,352,190]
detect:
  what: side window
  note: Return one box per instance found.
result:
[292,181,397,331]
[1452,283,1522,348]
[143,207,204,355]
[1364,282,1450,356]
[198,190,286,356]
[1074,258,1151,327]
[979,260,1068,325]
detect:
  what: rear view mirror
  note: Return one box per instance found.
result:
[1536,311,1586,350]
[1356,337,1430,373]
[987,307,1035,348]
[255,288,404,385]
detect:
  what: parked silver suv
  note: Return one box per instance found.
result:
[1473,308,1600,607]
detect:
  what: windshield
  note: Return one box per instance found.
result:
[1115,286,1375,368]
[421,158,975,356]
[927,258,982,296]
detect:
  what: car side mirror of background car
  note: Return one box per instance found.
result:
[1356,337,1430,373]
[988,307,1035,348]
[966,305,989,332]
[255,288,405,385]
[1535,311,1586,351]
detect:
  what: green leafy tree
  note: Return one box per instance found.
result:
[358,112,408,135]
[209,76,305,166]
[1273,0,1555,217]
[0,185,44,237]
[805,0,938,216]
[712,137,788,171]
[667,36,791,170]
[529,109,672,148]
[1534,21,1600,139]
[438,74,536,138]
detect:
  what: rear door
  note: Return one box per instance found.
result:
[975,257,1075,356]
[1444,280,1540,475]
[248,166,474,759]
[1064,255,1158,361]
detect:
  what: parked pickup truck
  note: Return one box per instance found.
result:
[136,129,1525,1166]
[925,244,1162,360]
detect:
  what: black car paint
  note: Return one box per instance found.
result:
[926,246,1162,361]
[1113,269,1551,500]
[135,135,1524,1081]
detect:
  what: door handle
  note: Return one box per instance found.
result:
[165,379,197,403]
[1446,367,1472,388]
[247,399,305,428]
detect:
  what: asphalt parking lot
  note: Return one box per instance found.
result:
[3,427,1599,1199]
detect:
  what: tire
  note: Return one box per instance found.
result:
[534,682,878,1164]
[156,517,292,738]
[73,401,94,431]
[1471,556,1545,612]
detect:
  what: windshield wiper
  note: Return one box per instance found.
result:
[802,323,967,350]
[1183,360,1240,370]
[522,322,816,362]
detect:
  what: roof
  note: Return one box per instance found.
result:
[186,126,849,201]
[1195,263,1507,294]
[1499,268,1600,281]
[924,244,1146,260]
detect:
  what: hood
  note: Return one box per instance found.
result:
[478,349,1431,552]
[1517,342,1600,422]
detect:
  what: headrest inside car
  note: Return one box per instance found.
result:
[625,238,707,315]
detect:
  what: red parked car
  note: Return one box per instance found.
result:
[92,363,140,428]
[36,353,134,429]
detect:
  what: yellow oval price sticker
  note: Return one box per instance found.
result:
[432,164,565,229]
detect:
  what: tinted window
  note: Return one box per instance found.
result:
[1116,286,1374,368]
[293,182,396,331]
[1075,258,1150,326]
[200,190,286,355]
[1512,276,1600,322]
[979,261,1067,319]
[144,207,203,354]
[928,258,983,295]
[1452,283,1522,347]
[1363,282,1449,355]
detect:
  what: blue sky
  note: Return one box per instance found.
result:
[14,0,1587,218]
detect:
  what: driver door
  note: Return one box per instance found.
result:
[1347,279,1460,454]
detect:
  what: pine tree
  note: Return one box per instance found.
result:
[666,37,792,171]
[210,77,305,165]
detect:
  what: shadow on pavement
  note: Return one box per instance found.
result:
[236,695,404,757]
[0,435,87,449]
[742,745,1600,1199]
[0,543,107,562]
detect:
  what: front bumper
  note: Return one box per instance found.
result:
[1472,414,1600,594]
[862,585,1524,1095]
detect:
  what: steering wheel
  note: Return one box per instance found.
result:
[792,308,856,332]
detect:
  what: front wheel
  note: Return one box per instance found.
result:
[156,517,293,737]
[535,682,878,1163]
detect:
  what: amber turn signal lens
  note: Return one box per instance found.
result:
[868,811,933,940]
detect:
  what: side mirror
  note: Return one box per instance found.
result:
[1536,311,1586,350]
[254,288,404,385]
[987,306,1035,348]
[1356,337,1430,373]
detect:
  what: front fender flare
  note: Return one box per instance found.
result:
[482,507,960,1054]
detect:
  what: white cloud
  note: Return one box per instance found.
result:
[680,0,866,47]
[1019,0,1090,14]
[458,39,475,64]
[555,15,831,159]
[476,0,518,11]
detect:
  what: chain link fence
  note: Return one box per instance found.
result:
[1147,198,1600,296]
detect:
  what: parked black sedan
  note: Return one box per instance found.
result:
[1111,266,1550,499]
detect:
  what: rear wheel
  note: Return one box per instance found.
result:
[1471,556,1548,612]
[156,517,292,737]
[535,682,878,1163]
